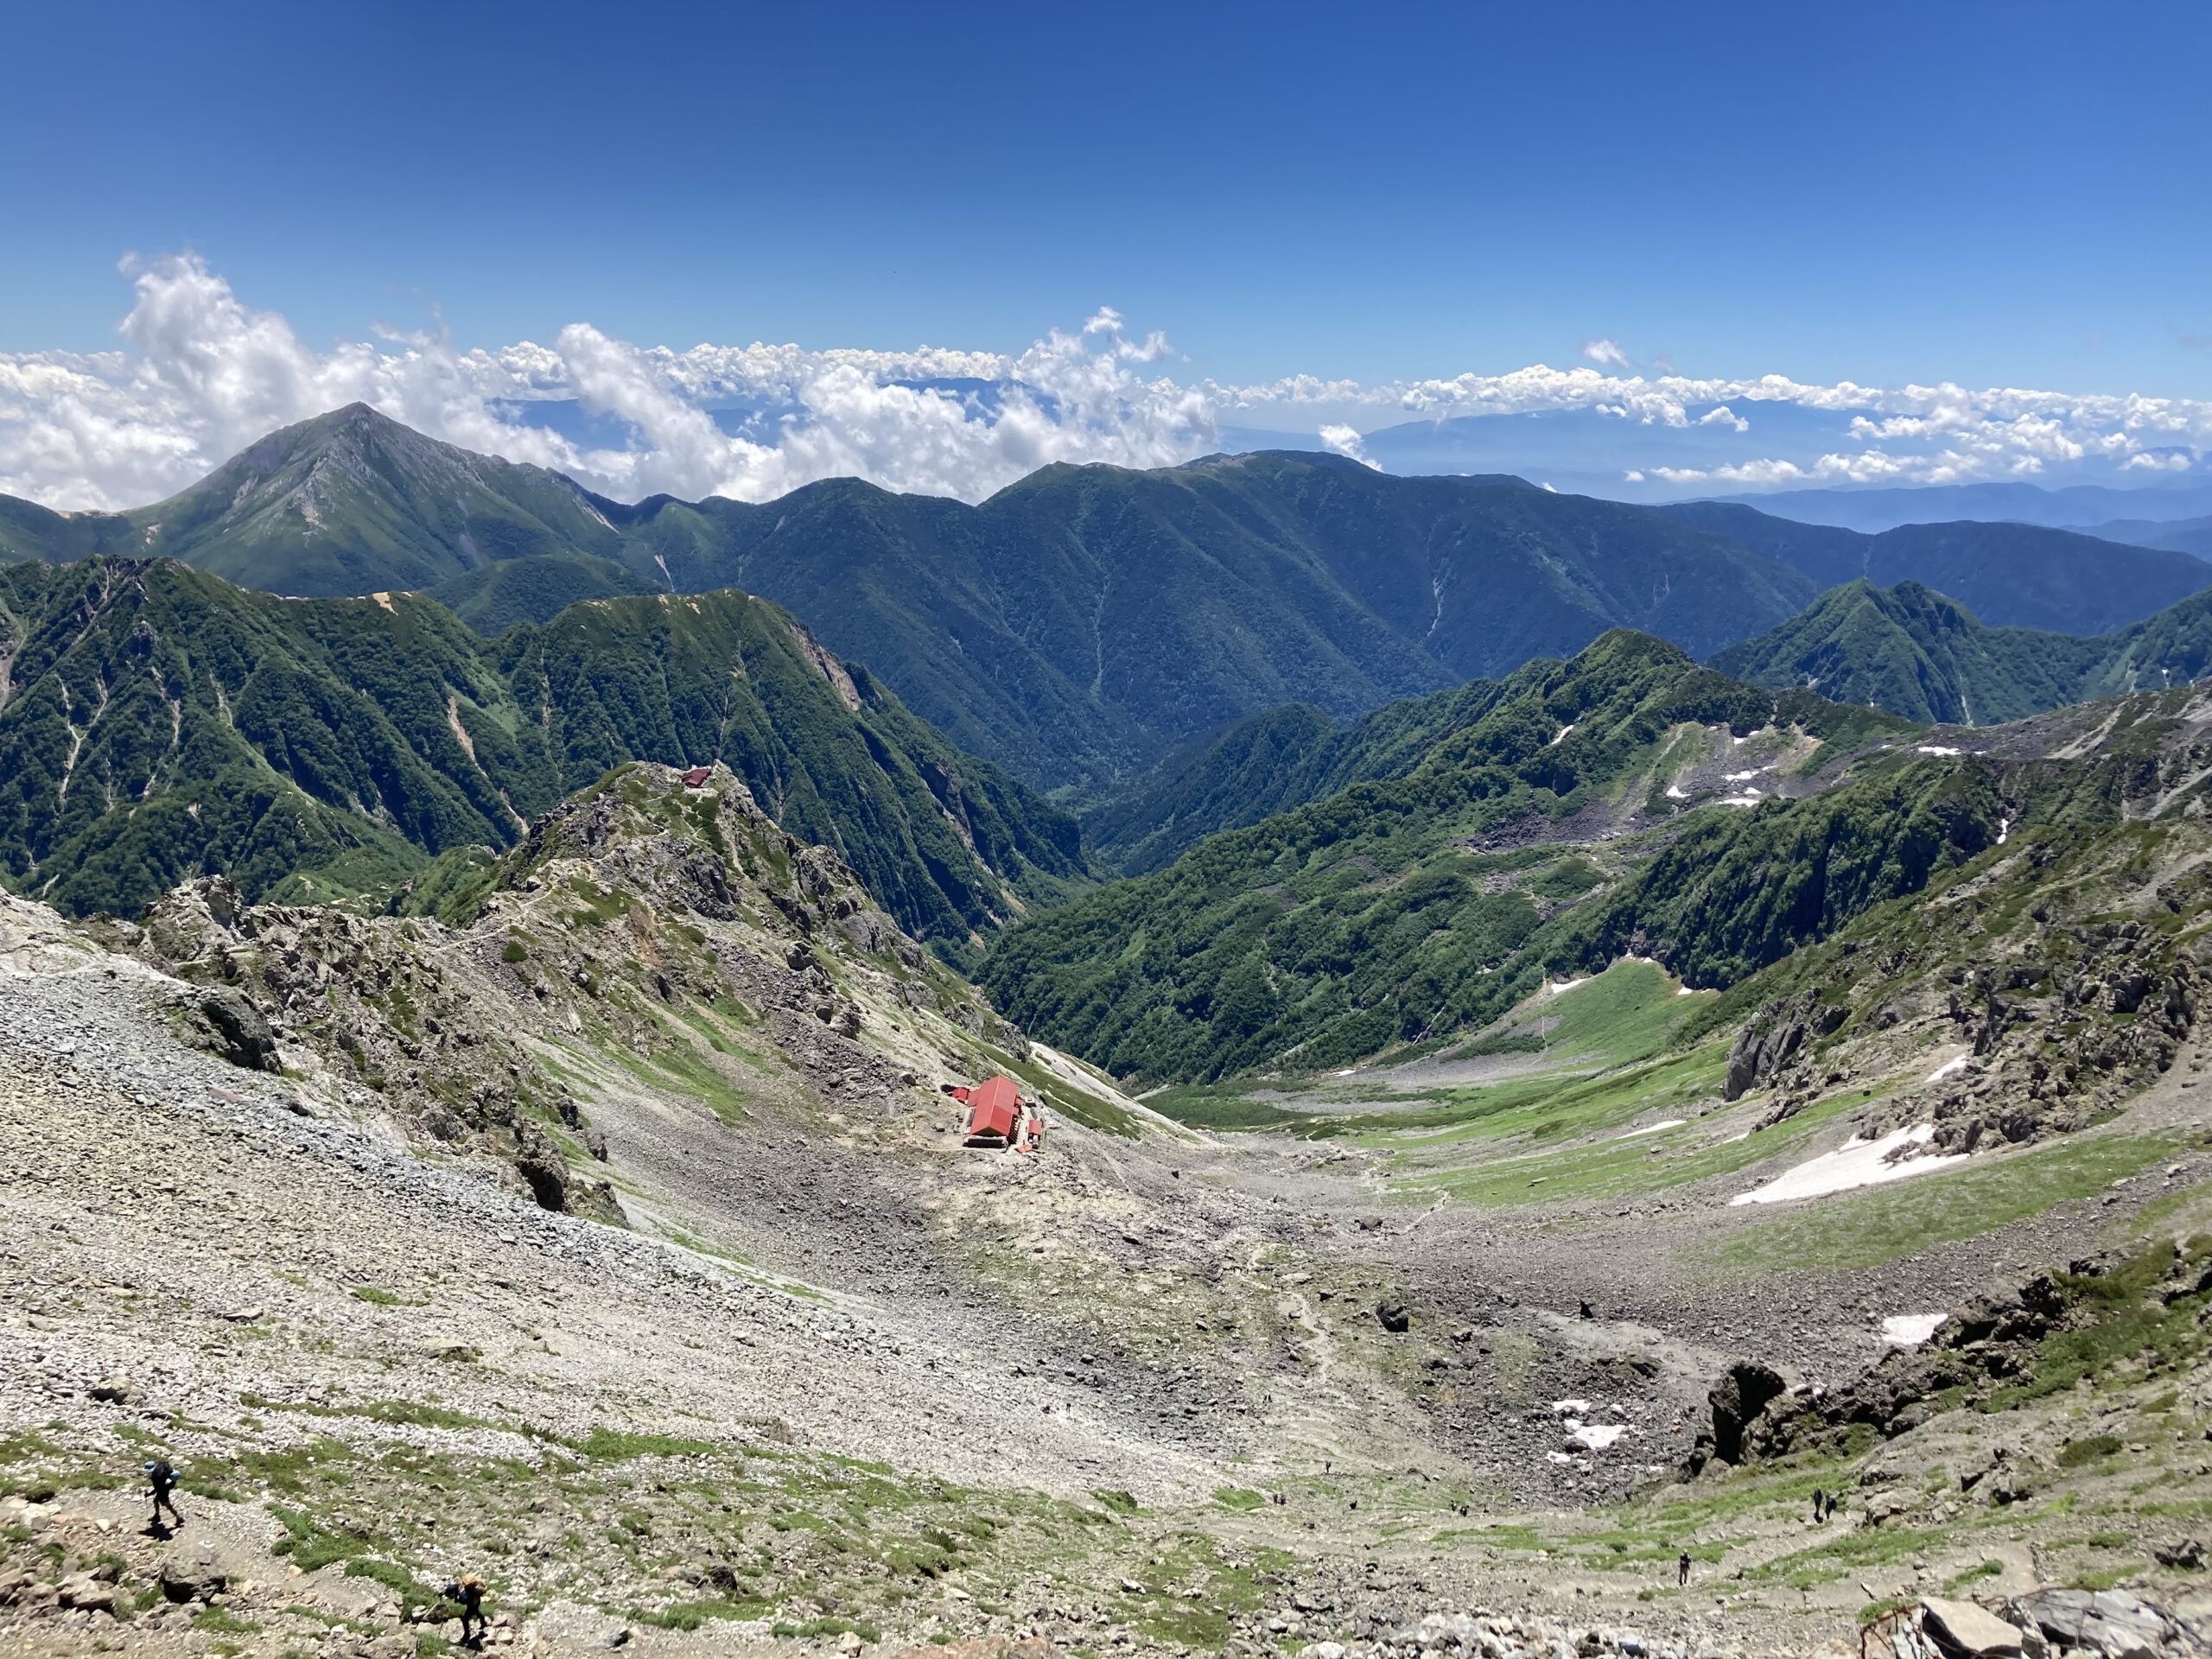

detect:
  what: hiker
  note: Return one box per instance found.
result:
[1811,1486,1827,1525]
[443,1574,487,1646]
[1676,1550,1691,1587]
[144,1459,183,1530]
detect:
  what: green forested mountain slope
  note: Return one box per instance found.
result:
[1710,580,2104,724]
[1084,677,1523,874]
[0,559,1081,942]
[423,551,658,632]
[1657,500,2210,634]
[1713,579,2212,724]
[982,632,1925,1080]
[597,453,1821,790]
[21,404,2206,795]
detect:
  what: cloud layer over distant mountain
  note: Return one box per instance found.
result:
[2,254,2207,512]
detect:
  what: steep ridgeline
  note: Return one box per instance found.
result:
[1656,501,2211,635]
[987,630,2212,1086]
[0,559,1082,947]
[0,407,1818,790]
[1713,579,2212,724]
[983,632,1932,1082]
[55,760,1049,1218]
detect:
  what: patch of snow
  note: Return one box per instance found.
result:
[1925,1055,1969,1084]
[1551,723,1575,746]
[1545,1451,1580,1465]
[1917,745,1962,757]
[1664,783,1687,799]
[1570,1423,1631,1451]
[1333,1068,1357,1077]
[1549,1399,1591,1416]
[1718,792,1763,807]
[1999,816,2011,845]
[1617,1118,1687,1140]
[1723,770,1760,782]
[1881,1313,1947,1348]
[1675,986,1698,998]
[1545,976,1591,996]
[1729,1123,1968,1205]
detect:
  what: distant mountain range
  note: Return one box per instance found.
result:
[1653,501,2211,635]
[1217,407,2210,512]
[10,406,2210,799]
[0,405,1832,791]
[1712,577,2212,725]
[1701,480,2212,536]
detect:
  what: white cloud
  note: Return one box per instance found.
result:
[0,253,2205,512]
[0,256,1213,510]
[1318,423,1380,469]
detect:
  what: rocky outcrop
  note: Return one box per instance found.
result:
[1723,989,1846,1101]
[1686,1241,2206,1476]
[1870,1589,2211,1658]
[48,765,1042,1233]
[1687,1357,1789,1472]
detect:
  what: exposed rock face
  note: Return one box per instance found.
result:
[1688,1358,1789,1471]
[1910,924,2203,1155]
[1723,989,1846,1102]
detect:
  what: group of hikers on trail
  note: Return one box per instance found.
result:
[132,1455,1831,1630]
[140,1459,490,1644]
[1671,1488,1840,1588]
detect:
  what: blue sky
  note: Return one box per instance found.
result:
[6,0,2209,396]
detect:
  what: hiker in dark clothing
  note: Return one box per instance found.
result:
[1812,1486,1827,1524]
[144,1459,183,1530]
[443,1574,488,1646]
[1677,1550,1691,1587]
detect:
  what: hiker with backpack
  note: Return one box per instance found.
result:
[144,1459,183,1530]
[442,1573,489,1646]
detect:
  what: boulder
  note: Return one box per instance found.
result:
[2003,1588,2178,1658]
[1376,1298,1411,1333]
[55,1572,118,1614]
[1918,1596,2023,1657]
[156,1553,228,1604]
[194,985,281,1071]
